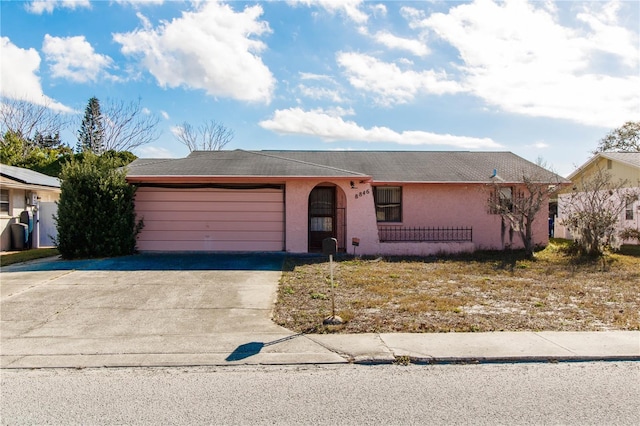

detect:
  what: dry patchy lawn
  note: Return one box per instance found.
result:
[273,241,640,333]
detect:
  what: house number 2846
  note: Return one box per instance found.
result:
[355,189,370,199]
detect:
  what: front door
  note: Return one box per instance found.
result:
[309,186,336,252]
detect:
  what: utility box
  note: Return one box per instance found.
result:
[26,192,38,206]
[322,237,338,256]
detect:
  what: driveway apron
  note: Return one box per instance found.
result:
[1,253,345,367]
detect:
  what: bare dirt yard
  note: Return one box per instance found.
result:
[273,240,639,333]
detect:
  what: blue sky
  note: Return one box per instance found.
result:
[1,0,639,176]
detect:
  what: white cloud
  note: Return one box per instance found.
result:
[577,2,638,68]
[337,52,463,105]
[371,30,430,57]
[135,145,178,158]
[369,4,387,18]
[323,106,355,117]
[115,0,164,7]
[530,141,550,149]
[288,0,368,24]
[297,72,344,102]
[169,125,183,138]
[415,0,639,127]
[259,107,500,149]
[42,35,114,83]
[299,72,335,82]
[26,0,90,14]
[400,6,426,28]
[114,2,275,103]
[160,110,170,120]
[298,85,344,103]
[0,37,71,112]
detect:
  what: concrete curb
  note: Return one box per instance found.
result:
[3,353,638,370]
[353,355,640,366]
[4,331,637,369]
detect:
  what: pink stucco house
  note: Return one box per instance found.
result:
[126,150,565,255]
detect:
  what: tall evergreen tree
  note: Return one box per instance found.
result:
[32,131,63,150]
[77,97,104,154]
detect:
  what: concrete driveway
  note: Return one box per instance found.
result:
[1,253,344,368]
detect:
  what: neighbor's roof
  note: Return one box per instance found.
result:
[0,164,60,188]
[126,150,567,184]
[599,152,640,168]
[567,152,640,180]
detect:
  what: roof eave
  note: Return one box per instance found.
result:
[0,181,61,191]
[126,174,372,183]
[126,176,569,185]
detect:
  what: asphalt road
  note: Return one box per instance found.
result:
[2,362,638,425]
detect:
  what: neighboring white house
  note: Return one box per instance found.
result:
[555,152,640,245]
[0,164,61,251]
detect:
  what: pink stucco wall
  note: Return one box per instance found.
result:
[284,179,376,253]
[284,180,549,255]
[130,176,550,255]
[373,183,549,255]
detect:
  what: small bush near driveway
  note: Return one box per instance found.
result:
[274,240,639,333]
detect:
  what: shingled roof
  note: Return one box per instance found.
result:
[566,152,640,180]
[0,164,60,188]
[127,150,566,184]
[598,152,640,168]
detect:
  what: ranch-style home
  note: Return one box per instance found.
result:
[126,150,566,255]
[1,164,61,251]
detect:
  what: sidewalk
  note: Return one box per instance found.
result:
[3,331,638,369]
[2,253,638,369]
[309,331,640,364]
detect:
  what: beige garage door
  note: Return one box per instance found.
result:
[134,186,284,252]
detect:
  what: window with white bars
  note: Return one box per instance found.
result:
[374,186,402,222]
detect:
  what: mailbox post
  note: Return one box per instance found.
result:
[322,238,342,325]
[351,237,360,256]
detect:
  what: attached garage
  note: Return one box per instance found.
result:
[134,186,285,252]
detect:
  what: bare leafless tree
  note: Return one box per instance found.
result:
[0,97,69,141]
[487,159,565,259]
[173,120,234,151]
[101,98,161,152]
[559,167,639,256]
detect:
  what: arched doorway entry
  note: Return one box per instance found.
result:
[308,184,346,252]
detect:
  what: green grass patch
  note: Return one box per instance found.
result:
[0,248,60,267]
